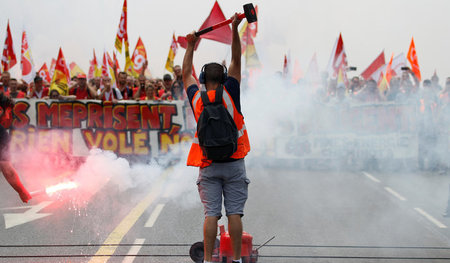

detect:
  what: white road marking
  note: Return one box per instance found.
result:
[362,172,380,183]
[3,201,53,229]
[0,205,34,211]
[414,208,447,229]
[384,187,407,201]
[121,238,145,263]
[144,204,165,228]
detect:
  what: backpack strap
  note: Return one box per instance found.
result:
[200,85,224,105]
[214,85,223,105]
[200,90,211,105]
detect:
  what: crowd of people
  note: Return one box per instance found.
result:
[0,62,449,171]
[297,68,450,172]
[309,68,449,107]
[0,61,186,103]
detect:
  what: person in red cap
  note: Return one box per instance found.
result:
[69,73,97,99]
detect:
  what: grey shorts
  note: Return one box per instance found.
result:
[197,159,249,218]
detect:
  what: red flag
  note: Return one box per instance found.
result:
[282,54,291,79]
[2,21,17,72]
[178,1,231,49]
[88,61,94,79]
[131,37,147,74]
[115,0,127,53]
[283,55,288,77]
[199,1,232,44]
[407,37,421,81]
[239,6,258,53]
[292,59,303,84]
[385,53,394,84]
[361,51,385,81]
[247,5,258,38]
[21,30,36,84]
[113,51,121,72]
[102,52,109,77]
[331,33,348,77]
[199,1,231,45]
[49,58,56,78]
[305,53,321,86]
[38,63,51,83]
[88,49,102,79]
[53,48,70,83]
[49,48,71,96]
[192,64,200,86]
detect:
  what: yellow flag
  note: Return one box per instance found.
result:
[69,62,85,78]
[378,72,389,94]
[124,38,136,76]
[165,33,178,73]
[239,20,261,69]
[50,48,70,96]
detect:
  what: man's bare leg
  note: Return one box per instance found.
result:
[228,214,242,260]
[203,216,218,262]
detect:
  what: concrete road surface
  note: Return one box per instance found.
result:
[1,162,450,262]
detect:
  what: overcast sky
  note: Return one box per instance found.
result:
[1,0,450,81]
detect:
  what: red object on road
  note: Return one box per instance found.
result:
[219,227,254,259]
[189,224,258,263]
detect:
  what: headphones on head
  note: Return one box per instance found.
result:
[199,63,228,84]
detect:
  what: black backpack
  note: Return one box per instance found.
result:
[197,85,238,160]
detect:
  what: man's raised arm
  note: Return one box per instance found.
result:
[182,31,199,91]
[228,13,242,83]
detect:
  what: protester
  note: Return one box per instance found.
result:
[45,89,76,101]
[160,74,174,100]
[183,13,250,263]
[28,76,49,99]
[171,65,184,100]
[354,79,382,102]
[0,93,31,203]
[89,77,101,94]
[133,80,147,100]
[6,79,26,98]
[69,74,97,99]
[116,71,133,100]
[144,85,158,101]
[0,72,11,94]
[173,64,183,86]
[133,60,148,100]
[98,76,121,102]
[386,77,401,101]
[172,80,185,100]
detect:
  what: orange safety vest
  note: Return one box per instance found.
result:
[187,86,250,167]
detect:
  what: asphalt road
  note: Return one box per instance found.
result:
[1,161,450,262]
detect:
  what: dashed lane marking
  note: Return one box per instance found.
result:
[384,187,407,201]
[88,168,171,263]
[144,204,165,228]
[414,208,447,229]
[363,172,380,183]
[121,238,145,263]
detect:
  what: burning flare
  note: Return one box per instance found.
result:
[45,181,78,196]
